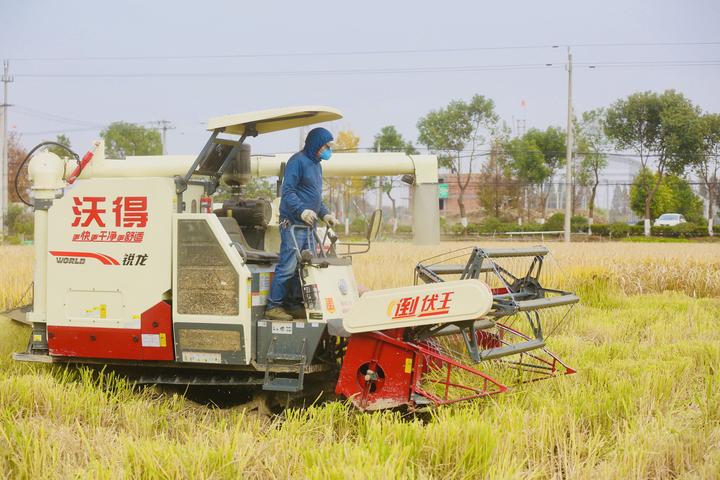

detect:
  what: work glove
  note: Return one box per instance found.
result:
[323,214,338,227]
[301,209,318,225]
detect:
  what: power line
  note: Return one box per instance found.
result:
[13,105,104,127]
[7,41,720,62]
[349,146,720,159]
[12,63,564,78]
[12,59,720,79]
[16,119,169,136]
[16,126,103,135]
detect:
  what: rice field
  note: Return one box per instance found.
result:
[1,242,719,479]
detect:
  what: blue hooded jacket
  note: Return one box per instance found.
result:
[279,127,333,224]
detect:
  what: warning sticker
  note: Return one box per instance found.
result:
[404,358,413,374]
[83,304,107,319]
[182,351,221,364]
[325,297,336,313]
[141,334,160,347]
[260,272,271,291]
[247,278,252,308]
[271,322,293,335]
[252,273,271,306]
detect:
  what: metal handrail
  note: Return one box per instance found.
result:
[229,241,248,261]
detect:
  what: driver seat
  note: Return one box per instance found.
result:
[217,217,279,264]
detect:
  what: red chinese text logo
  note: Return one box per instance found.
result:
[72,196,148,228]
[71,196,148,243]
[72,196,106,227]
[392,291,454,320]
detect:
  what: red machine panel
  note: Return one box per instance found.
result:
[48,325,142,360]
[140,301,174,361]
[336,329,508,411]
[48,301,173,361]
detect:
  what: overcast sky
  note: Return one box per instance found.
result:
[1,0,719,159]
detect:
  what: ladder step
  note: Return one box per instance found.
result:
[515,294,579,311]
[428,319,495,338]
[425,264,494,275]
[478,246,549,258]
[480,338,545,361]
[266,352,305,362]
[263,377,303,392]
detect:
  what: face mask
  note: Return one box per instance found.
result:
[320,147,332,161]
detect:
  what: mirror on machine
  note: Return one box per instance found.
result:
[327,209,382,256]
[367,209,382,243]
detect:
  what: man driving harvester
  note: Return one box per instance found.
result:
[265,127,339,321]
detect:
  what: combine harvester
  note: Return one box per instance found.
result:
[10,106,578,411]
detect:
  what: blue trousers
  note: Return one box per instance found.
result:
[267,223,315,309]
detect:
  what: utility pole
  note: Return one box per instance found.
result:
[151,120,175,155]
[376,143,382,211]
[1,60,14,239]
[563,48,573,243]
[298,126,307,150]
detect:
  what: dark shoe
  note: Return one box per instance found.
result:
[265,306,292,321]
[286,305,307,319]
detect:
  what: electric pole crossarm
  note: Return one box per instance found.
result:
[150,120,175,155]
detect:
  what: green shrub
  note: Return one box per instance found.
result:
[544,212,565,230]
[349,217,367,234]
[449,223,466,235]
[591,222,714,238]
[544,213,588,232]
[465,223,481,234]
[651,222,707,238]
[5,235,23,245]
[591,224,609,236]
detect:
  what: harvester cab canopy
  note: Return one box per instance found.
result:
[179,106,342,202]
[206,106,342,136]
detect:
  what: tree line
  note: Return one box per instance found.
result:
[413,90,720,237]
[6,91,719,239]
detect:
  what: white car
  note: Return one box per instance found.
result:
[654,213,686,227]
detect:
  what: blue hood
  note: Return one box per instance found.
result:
[302,127,334,162]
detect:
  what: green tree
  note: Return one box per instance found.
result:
[478,137,519,218]
[605,90,702,235]
[666,175,704,223]
[692,113,720,235]
[7,132,29,204]
[100,122,162,159]
[242,178,275,200]
[630,169,703,223]
[505,126,566,221]
[417,95,498,227]
[46,134,73,159]
[5,203,33,238]
[371,126,417,232]
[575,109,609,233]
[328,129,361,223]
[373,125,417,156]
